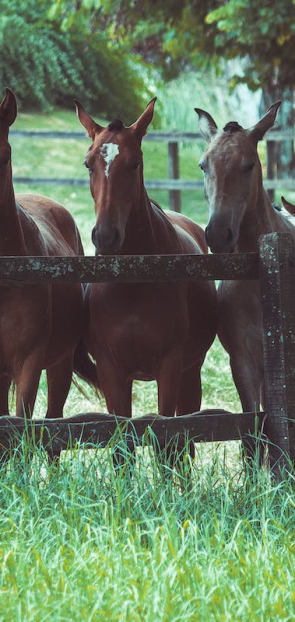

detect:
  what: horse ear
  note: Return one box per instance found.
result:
[130,97,157,141]
[0,88,17,127]
[74,99,103,141]
[249,101,281,143]
[195,108,218,142]
[281,195,295,216]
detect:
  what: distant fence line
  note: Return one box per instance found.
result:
[11,129,295,212]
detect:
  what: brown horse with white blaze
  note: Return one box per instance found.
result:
[195,101,295,429]
[75,97,217,420]
[0,88,84,419]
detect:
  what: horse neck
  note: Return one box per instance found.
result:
[237,180,288,252]
[121,182,178,255]
[0,166,27,256]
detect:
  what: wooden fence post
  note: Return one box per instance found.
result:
[259,232,295,474]
[168,141,181,212]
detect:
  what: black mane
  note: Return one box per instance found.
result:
[223,121,243,134]
[108,118,124,132]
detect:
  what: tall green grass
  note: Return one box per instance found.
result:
[1,440,295,621]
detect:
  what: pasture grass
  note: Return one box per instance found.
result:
[1,439,295,621]
[3,105,295,619]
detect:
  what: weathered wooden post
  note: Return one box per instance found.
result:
[168,141,181,212]
[259,232,295,475]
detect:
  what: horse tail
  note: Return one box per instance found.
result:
[73,340,100,391]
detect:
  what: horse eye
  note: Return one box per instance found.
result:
[84,161,93,173]
[130,161,140,171]
[244,162,255,173]
[0,153,10,166]
[199,161,207,173]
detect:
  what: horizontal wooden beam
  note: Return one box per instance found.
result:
[10,129,294,143]
[14,176,89,187]
[0,410,266,451]
[263,179,295,190]
[13,176,295,192]
[10,130,205,142]
[13,177,206,190]
[0,253,259,285]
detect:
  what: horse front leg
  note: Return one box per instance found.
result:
[0,375,12,465]
[45,353,74,463]
[46,353,73,419]
[229,350,264,465]
[157,345,183,417]
[0,375,11,416]
[13,352,43,467]
[15,351,43,419]
[218,281,264,466]
[174,361,205,464]
[156,346,188,473]
[96,355,134,471]
[177,362,202,416]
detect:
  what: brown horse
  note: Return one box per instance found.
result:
[0,88,84,419]
[75,97,217,420]
[195,101,295,433]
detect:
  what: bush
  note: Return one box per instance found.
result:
[0,0,149,122]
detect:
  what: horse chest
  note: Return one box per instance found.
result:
[218,280,263,356]
[0,287,50,363]
[88,283,188,363]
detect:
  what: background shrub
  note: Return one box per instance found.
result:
[0,0,149,122]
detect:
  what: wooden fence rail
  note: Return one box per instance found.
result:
[0,252,259,285]
[0,231,295,477]
[0,411,265,457]
[10,129,295,212]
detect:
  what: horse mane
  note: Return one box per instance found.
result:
[272,202,282,212]
[223,121,243,134]
[150,198,166,216]
[108,118,124,132]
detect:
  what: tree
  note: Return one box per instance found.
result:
[205,0,295,177]
[0,0,149,122]
[91,0,295,176]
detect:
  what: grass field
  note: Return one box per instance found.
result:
[2,102,295,621]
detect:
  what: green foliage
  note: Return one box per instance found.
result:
[0,10,83,110]
[206,0,295,92]
[0,0,149,121]
[85,0,295,96]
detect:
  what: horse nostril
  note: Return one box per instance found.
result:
[91,227,97,246]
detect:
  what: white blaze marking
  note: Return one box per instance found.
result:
[100,143,119,178]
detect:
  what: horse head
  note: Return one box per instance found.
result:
[195,101,281,253]
[75,97,156,254]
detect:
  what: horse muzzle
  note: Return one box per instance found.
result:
[205,217,235,254]
[91,224,123,255]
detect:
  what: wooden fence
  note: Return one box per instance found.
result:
[10,129,295,212]
[0,231,294,477]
